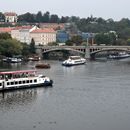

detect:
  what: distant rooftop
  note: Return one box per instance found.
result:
[31,28,55,33]
[4,12,17,16]
[12,26,32,30]
[0,27,13,33]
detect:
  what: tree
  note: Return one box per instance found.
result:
[0,12,5,22]
[0,39,23,57]
[30,38,36,54]
[21,42,30,56]
[60,16,69,23]
[36,11,43,23]
[71,35,83,46]
[42,11,50,23]
[0,33,12,40]
[50,14,59,23]
[18,12,36,23]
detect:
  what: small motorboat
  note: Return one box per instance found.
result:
[35,63,50,69]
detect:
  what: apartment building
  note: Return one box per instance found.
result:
[11,26,38,44]
[30,28,56,45]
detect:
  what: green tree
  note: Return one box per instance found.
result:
[71,35,83,46]
[21,42,30,56]
[18,12,36,23]
[30,38,36,54]
[65,40,73,46]
[42,11,50,23]
[0,33,12,40]
[0,39,23,57]
[0,12,5,22]
[36,11,43,23]
[50,14,59,23]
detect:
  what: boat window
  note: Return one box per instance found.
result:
[7,82,10,85]
[19,81,22,84]
[23,81,26,84]
[27,80,29,83]
[34,79,37,83]
[0,83,2,86]
[11,82,14,85]
[30,80,32,83]
[15,81,18,85]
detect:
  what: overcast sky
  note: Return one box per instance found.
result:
[1,0,130,21]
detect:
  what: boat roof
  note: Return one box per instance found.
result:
[0,70,36,75]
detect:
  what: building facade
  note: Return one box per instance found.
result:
[11,26,38,44]
[30,28,56,46]
[4,12,17,23]
[56,30,69,43]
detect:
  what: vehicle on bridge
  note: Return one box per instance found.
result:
[62,56,86,66]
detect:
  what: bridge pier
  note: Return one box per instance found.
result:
[35,47,43,59]
[85,46,90,59]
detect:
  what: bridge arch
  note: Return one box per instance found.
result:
[42,47,85,55]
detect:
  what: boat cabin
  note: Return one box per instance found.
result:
[0,70,36,80]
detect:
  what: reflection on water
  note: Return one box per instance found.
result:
[0,89,37,113]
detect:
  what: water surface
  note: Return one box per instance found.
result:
[0,60,130,130]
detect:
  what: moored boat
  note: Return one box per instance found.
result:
[62,56,86,66]
[108,52,130,60]
[0,70,53,91]
[3,57,22,63]
[28,56,41,61]
[35,63,50,69]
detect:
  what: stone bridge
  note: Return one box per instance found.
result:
[36,45,130,59]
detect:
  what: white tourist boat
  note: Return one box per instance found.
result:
[62,56,86,66]
[3,57,22,63]
[0,70,53,91]
[108,52,130,60]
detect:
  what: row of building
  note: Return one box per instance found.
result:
[0,25,95,45]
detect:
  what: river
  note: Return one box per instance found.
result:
[0,59,130,130]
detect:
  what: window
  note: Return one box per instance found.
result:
[27,80,29,83]
[15,81,18,85]
[7,82,10,85]
[34,79,37,83]
[11,82,14,85]
[30,80,32,83]
[19,81,22,84]
[23,81,26,84]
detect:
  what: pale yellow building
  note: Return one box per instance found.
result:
[30,28,56,45]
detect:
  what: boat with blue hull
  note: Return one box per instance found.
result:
[62,56,86,66]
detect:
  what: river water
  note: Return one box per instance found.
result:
[0,59,130,130]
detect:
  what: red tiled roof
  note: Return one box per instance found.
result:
[31,28,56,33]
[12,26,32,30]
[0,27,13,33]
[4,12,17,16]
